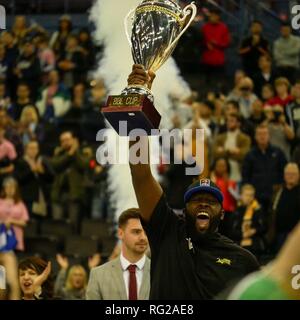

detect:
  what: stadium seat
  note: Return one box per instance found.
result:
[64,235,99,258]
[40,219,74,239]
[25,236,59,257]
[80,219,113,239]
[24,219,39,237]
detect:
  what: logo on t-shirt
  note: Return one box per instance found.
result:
[200,179,210,186]
[216,258,232,266]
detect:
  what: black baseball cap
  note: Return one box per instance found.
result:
[184,179,224,204]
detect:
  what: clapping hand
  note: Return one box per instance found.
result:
[56,254,69,270]
[88,253,102,269]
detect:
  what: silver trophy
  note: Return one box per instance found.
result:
[123,0,197,101]
[103,0,197,135]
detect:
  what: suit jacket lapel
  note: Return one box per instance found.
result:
[139,257,150,300]
[111,258,127,300]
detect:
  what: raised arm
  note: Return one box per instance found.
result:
[128,65,163,222]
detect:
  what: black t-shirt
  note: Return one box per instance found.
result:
[240,36,269,75]
[275,186,300,233]
[142,195,260,300]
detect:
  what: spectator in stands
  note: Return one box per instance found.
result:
[0,82,11,110]
[50,15,73,57]
[266,77,293,108]
[229,184,267,258]
[239,20,269,78]
[227,77,258,119]
[201,8,230,91]
[271,163,300,253]
[261,83,275,105]
[8,83,32,121]
[19,257,53,300]
[213,113,251,182]
[248,99,266,131]
[54,253,101,300]
[11,16,29,44]
[219,100,254,139]
[265,104,295,160]
[0,177,29,300]
[15,140,53,218]
[0,44,13,89]
[0,126,17,184]
[273,22,300,84]
[253,55,277,98]
[286,80,300,143]
[210,157,237,236]
[50,131,90,230]
[86,208,150,300]
[13,38,41,100]
[18,106,44,146]
[36,70,70,122]
[0,108,23,156]
[36,35,56,74]
[78,28,96,69]
[227,70,246,100]
[0,31,18,66]
[60,82,87,139]
[57,35,86,89]
[242,124,287,211]
[83,79,107,145]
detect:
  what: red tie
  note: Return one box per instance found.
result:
[128,264,137,300]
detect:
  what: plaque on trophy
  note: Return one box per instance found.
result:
[102,0,197,136]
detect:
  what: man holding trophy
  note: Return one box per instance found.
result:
[103,0,260,299]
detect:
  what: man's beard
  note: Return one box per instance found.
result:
[185,210,222,243]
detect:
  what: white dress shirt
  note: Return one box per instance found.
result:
[120,252,146,299]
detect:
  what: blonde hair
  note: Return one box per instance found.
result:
[241,184,256,194]
[20,105,39,124]
[275,77,290,88]
[65,265,87,291]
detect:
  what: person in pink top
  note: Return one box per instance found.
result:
[0,177,29,300]
[0,126,17,185]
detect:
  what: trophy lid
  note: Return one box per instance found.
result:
[140,0,182,16]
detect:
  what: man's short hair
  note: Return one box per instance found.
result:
[227,112,242,123]
[226,100,240,111]
[118,208,141,228]
[255,123,269,132]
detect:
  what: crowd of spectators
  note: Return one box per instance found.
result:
[0,7,300,299]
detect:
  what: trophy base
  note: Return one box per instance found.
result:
[102,95,161,136]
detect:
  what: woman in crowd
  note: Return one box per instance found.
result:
[54,253,101,300]
[19,106,44,145]
[0,177,29,299]
[50,15,72,57]
[210,157,238,236]
[15,140,53,218]
[19,257,53,300]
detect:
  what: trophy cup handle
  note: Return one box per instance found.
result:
[165,2,197,56]
[124,8,136,47]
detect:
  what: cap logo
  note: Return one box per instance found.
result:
[199,179,210,186]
